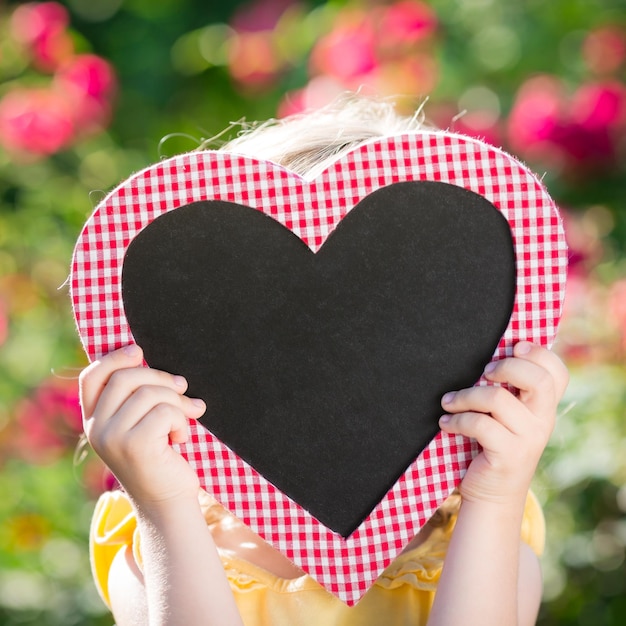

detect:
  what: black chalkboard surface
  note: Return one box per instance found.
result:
[122,180,515,537]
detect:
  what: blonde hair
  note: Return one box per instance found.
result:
[214,94,430,179]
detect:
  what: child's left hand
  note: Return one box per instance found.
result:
[438,341,568,505]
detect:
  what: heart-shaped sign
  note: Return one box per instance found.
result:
[71,132,567,604]
[121,181,515,537]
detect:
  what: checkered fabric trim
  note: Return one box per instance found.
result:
[70,131,567,605]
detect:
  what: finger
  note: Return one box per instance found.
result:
[439,410,512,452]
[441,385,525,434]
[130,402,192,447]
[103,403,190,463]
[79,345,145,419]
[86,363,190,426]
[485,342,568,417]
[483,356,548,397]
[86,398,204,457]
[95,385,205,434]
[513,342,569,400]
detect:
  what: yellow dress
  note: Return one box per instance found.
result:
[90,490,545,626]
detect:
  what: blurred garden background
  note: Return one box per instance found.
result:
[0,0,625,623]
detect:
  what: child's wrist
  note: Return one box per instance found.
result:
[130,490,202,525]
[458,488,529,518]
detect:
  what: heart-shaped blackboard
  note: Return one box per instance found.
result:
[71,132,567,603]
[121,181,515,537]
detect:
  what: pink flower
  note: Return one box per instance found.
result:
[609,279,626,354]
[13,378,83,464]
[10,2,69,42]
[507,75,562,151]
[571,80,626,131]
[310,12,378,83]
[54,54,117,131]
[10,2,74,72]
[0,88,74,157]
[266,1,439,99]
[507,75,626,177]
[0,53,117,158]
[379,1,437,48]
[0,299,7,348]
[55,54,116,102]
[583,26,626,75]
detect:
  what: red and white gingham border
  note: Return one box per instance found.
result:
[71,132,567,605]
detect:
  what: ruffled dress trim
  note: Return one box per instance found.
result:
[90,489,544,607]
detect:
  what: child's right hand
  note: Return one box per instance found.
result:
[80,345,207,509]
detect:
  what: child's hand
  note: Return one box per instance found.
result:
[80,345,207,508]
[438,341,568,505]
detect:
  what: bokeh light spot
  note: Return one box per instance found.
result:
[471,24,521,71]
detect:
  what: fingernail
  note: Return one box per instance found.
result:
[516,341,532,355]
[442,392,456,405]
[484,361,497,374]
[123,344,141,357]
[439,414,451,424]
[191,398,205,408]
[173,375,187,388]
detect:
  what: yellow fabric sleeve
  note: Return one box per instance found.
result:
[520,489,546,557]
[89,490,138,609]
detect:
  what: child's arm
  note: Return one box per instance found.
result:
[80,345,245,626]
[428,342,568,626]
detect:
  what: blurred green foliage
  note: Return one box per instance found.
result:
[0,0,625,624]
